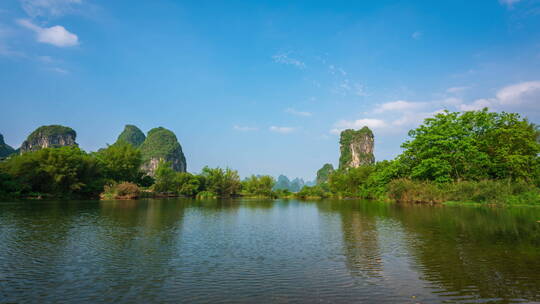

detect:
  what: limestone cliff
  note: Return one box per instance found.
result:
[139,127,186,176]
[316,163,334,184]
[115,124,146,148]
[20,125,77,153]
[0,134,16,158]
[339,127,374,169]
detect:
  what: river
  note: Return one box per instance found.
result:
[0,198,539,303]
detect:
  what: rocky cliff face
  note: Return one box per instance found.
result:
[139,127,186,176]
[339,127,375,169]
[0,134,16,158]
[20,125,77,153]
[316,163,334,184]
[115,124,146,148]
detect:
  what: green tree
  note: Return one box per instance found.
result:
[242,175,276,197]
[316,163,334,184]
[95,142,143,183]
[115,125,146,148]
[200,166,241,197]
[153,160,177,192]
[174,172,202,196]
[399,109,540,182]
[0,134,16,158]
[328,166,374,197]
[0,146,104,197]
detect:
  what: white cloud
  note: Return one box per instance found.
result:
[330,118,387,134]
[233,125,258,132]
[272,53,305,68]
[17,19,78,47]
[499,0,521,8]
[20,0,82,18]
[412,31,423,40]
[446,86,470,94]
[285,108,312,117]
[496,81,540,105]
[331,80,540,138]
[269,126,295,134]
[443,97,463,106]
[392,110,445,127]
[373,100,427,113]
[458,81,540,111]
[459,98,494,111]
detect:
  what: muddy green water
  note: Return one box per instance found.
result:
[0,199,539,303]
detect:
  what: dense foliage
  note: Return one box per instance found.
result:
[388,179,540,205]
[1,109,538,205]
[140,127,184,162]
[307,109,540,204]
[101,182,141,200]
[0,146,104,198]
[26,125,76,141]
[242,175,276,197]
[115,125,146,148]
[95,142,144,183]
[316,163,334,185]
[0,134,15,158]
[399,109,540,183]
[153,161,241,198]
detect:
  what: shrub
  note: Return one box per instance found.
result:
[101,182,140,200]
[296,185,330,199]
[387,179,446,204]
[387,179,540,205]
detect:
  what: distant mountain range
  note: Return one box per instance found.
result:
[273,175,315,192]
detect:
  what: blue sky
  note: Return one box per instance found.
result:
[1,0,540,180]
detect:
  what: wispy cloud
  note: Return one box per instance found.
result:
[499,0,521,8]
[272,53,305,69]
[330,118,387,134]
[373,100,427,113]
[332,80,540,136]
[329,64,347,76]
[0,25,26,57]
[0,41,25,57]
[269,126,295,134]
[17,19,78,47]
[412,31,423,40]
[335,79,367,96]
[37,55,53,63]
[20,0,82,18]
[49,66,68,74]
[446,86,470,94]
[285,108,312,117]
[233,125,258,132]
[459,81,540,111]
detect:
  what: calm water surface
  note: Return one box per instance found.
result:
[0,199,539,303]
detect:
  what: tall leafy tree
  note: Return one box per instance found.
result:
[399,109,540,182]
[95,142,143,183]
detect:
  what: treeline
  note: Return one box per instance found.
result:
[300,109,540,205]
[0,143,147,199]
[0,141,281,200]
[151,163,282,199]
[1,109,539,205]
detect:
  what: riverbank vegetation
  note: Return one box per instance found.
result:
[1,109,539,205]
[305,109,540,205]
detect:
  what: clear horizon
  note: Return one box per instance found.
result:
[1,0,539,180]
